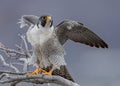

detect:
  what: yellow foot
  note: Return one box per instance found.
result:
[27,66,42,76]
[27,65,54,76]
[42,70,53,76]
[42,65,53,76]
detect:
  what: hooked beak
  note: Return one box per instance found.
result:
[46,16,52,22]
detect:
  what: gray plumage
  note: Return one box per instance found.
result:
[33,32,66,69]
[55,20,108,48]
[19,15,108,82]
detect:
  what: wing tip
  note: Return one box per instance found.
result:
[99,40,108,48]
[94,42,108,48]
[83,41,108,48]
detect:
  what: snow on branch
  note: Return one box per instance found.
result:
[18,34,32,58]
[0,55,19,73]
[0,34,32,58]
[0,42,25,57]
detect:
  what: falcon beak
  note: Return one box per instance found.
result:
[46,16,52,22]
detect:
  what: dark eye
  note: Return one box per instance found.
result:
[42,16,46,20]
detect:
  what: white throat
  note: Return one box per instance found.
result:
[27,24,54,46]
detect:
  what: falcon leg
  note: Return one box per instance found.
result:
[42,65,53,76]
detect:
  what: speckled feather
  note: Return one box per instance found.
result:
[33,33,66,69]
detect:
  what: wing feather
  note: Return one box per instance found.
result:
[19,15,39,28]
[55,20,108,48]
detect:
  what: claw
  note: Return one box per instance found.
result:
[27,66,42,76]
[27,65,54,76]
[42,65,53,76]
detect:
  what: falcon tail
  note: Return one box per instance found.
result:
[43,65,74,82]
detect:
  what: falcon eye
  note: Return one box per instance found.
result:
[42,16,46,20]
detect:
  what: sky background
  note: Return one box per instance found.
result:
[0,0,120,86]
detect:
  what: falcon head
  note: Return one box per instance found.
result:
[37,15,53,28]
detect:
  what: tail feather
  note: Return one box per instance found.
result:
[43,65,74,82]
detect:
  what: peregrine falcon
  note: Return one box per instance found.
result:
[19,15,108,82]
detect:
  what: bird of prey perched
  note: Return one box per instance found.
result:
[19,15,108,82]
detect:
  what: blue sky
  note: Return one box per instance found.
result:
[0,0,120,86]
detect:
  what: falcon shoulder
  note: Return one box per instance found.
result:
[19,15,39,28]
[55,20,108,48]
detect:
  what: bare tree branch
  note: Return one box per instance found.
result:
[19,58,29,72]
[0,43,25,56]
[0,73,9,80]
[0,55,19,73]
[18,34,32,58]
[0,35,32,58]
[0,74,80,86]
[0,71,25,75]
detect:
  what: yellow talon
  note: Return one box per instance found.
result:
[27,66,42,76]
[42,65,53,76]
[27,65,54,76]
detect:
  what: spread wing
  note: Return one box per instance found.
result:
[19,15,39,28]
[55,20,108,48]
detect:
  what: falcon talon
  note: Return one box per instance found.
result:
[42,71,53,76]
[27,66,42,76]
[42,65,53,76]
